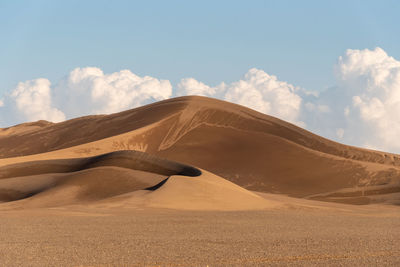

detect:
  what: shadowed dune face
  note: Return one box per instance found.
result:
[1,96,400,205]
[0,150,201,180]
[0,168,166,203]
[0,151,202,208]
[0,151,275,211]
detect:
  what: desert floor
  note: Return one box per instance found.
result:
[1,201,399,266]
[1,97,399,266]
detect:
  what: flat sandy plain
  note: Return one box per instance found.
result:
[1,203,399,266]
[0,96,399,266]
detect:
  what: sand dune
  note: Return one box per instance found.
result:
[1,96,399,206]
[2,96,400,164]
[0,167,165,208]
[0,150,274,210]
[99,169,276,211]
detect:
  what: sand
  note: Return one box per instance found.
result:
[0,206,399,266]
[0,96,399,265]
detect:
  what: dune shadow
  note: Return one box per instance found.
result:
[0,150,202,206]
[0,150,202,179]
[145,178,170,191]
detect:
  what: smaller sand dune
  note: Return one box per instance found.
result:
[101,170,276,211]
[0,150,275,211]
[0,167,167,208]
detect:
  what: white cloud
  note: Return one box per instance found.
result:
[10,79,65,123]
[55,67,173,117]
[298,47,400,152]
[0,68,173,125]
[334,48,400,151]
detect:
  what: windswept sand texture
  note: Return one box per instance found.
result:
[0,96,399,266]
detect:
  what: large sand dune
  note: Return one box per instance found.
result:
[0,96,399,206]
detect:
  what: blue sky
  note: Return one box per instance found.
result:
[1,1,400,153]
[1,0,399,94]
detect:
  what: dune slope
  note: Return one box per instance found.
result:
[0,150,273,210]
[1,96,399,204]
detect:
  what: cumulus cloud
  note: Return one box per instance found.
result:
[55,67,173,118]
[0,68,173,125]
[347,48,400,149]
[178,68,303,125]
[9,79,65,123]
[304,47,400,152]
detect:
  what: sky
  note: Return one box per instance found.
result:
[1,0,400,152]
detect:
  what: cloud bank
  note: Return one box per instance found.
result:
[298,47,400,152]
[335,47,400,151]
[0,68,172,126]
[54,67,172,118]
[1,47,400,153]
